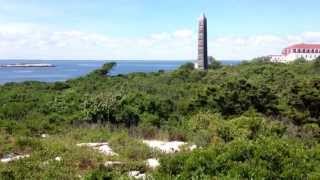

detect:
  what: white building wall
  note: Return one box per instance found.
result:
[271,53,320,63]
[286,53,320,62]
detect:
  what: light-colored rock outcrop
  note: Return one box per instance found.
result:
[55,156,62,161]
[1,154,30,163]
[128,171,146,179]
[104,161,123,167]
[77,143,118,156]
[41,134,49,138]
[142,140,197,153]
[146,158,160,169]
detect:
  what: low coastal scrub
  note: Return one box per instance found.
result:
[156,138,320,179]
[0,60,320,179]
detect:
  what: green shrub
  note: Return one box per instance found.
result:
[109,133,152,160]
[287,79,320,125]
[83,93,121,124]
[208,56,223,70]
[293,57,307,64]
[85,166,120,180]
[194,79,279,116]
[155,137,320,179]
[50,82,70,91]
[90,62,116,76]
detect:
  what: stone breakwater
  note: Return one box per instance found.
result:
[0,63,55,68]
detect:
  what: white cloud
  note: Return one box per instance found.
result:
[0,24,196,60]
[210,32,320,60]
[173,29,193,39]
[0,23,320,60]
[150,32,171,41]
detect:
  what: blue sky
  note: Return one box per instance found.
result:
[0,0,320,60]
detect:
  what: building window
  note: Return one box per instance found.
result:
[311,49,315,53]
[303,49,306,53]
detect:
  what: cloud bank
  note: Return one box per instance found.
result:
[1,23,320,60]
[212,32,320,60]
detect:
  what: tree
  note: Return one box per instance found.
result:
[293,57,307,64]
[313,56,320,67]
[179,62,195,70]
[251,56,271,63]
[287,79,320,125]
[195,79,278,116]
[208,56,222,69]
[83,93,121,124]
[91,62,116,76]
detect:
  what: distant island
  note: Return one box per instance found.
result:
[0,63,55,68]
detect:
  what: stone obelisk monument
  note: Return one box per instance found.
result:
[196,14,208,70]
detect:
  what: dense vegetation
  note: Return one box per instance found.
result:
[0,59,319,179]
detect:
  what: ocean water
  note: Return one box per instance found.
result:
[0,60,240,84]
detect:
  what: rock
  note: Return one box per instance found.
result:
[189,144,198,151]
[146,158,160,169]
[42,161,49,166]
[77,143,109,147]
[104,161,123,167]
[41,157,62,167]
[142,140,196,153]
[77,143,118,156]
[41,134,49,138]
[55,156,62,161]
[128,171,140,176]
[1,154,30,163]
[96,145,118,156]
[128,171,146,179]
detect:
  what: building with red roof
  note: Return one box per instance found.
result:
[270,43,320,62]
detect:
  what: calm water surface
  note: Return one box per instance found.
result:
[0,60,240,84]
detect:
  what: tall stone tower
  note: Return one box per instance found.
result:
[197,14,208,70]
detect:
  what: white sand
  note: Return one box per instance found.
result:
[77,143,118,156]
[142,140,196,153]
[146,158,160,169]
[1,154,30,163]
